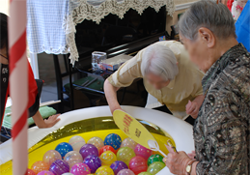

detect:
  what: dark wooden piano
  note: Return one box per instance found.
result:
[54,5,172,112]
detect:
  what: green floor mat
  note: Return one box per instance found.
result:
[2,106,57,129]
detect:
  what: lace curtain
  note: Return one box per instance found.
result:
[65,0,175,64]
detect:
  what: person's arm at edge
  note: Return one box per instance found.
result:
[104,79,121,114]
[32,111,60,128]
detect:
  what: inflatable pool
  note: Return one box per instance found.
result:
[0,106,194,175]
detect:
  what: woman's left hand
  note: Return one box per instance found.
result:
[163,145,192,175]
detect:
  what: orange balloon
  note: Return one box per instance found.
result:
[31,161,49,174]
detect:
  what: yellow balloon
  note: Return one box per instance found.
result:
[95,166,114,175]
[99,151,117,165]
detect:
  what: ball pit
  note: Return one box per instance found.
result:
[0,106,194,175]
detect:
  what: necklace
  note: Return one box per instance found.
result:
[0,54,7,59]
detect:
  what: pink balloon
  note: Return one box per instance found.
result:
[134,144,152,160]
[70,163,91,175]
[37,171,55,175]
[117,169,135,175]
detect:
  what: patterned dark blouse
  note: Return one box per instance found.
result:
[194,44,250,174]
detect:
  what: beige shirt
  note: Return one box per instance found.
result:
[108,41,204,112]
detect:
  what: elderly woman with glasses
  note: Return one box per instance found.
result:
[164,1,250,175]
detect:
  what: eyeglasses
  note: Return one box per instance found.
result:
[0,54,7,59]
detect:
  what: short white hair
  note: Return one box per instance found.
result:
[141,43,179,81]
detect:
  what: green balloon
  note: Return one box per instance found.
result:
[147,154,164,166]
[147,161,165,175]
[138,172,153,175]
[117,147,136,166]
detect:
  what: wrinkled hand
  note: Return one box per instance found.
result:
[186,100,199,119]
[44,114,61,128]
[187,151,196,160]
[163,145,192,175]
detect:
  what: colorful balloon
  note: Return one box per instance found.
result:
[55,142,73,159]
[64,151,83,169]
[99,146,116,156]
[110,161,128,175]
[49,160,70,175]
[147,162,165,174]
[120,138,137,150]
[95,166,114,175]
[147,154,163,166]
[117,147,136,166]
[31,161,50,174]
[79,144,99,160]
[70,163,91,175]
[87,137,104,153]
[27,169,36,175]
[129,156,147,175]
[37,170,55,175]
[134,144,152,160]
[43,150,62,166]
[138,173,153,175]
[117,169,135,175]
[104,133,122,150]
[69,136,86,152]
[83,155,102,173]
[99,151,117,166]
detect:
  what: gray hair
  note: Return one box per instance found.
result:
[141,43,179,81]
[178,0,236,40]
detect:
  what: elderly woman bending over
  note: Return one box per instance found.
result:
[104,40,204,120]
[164,1,250,174]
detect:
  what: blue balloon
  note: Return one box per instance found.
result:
[55,142,73,158]
[104,133,122,150]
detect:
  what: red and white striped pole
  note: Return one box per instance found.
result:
[8,0,28,174]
